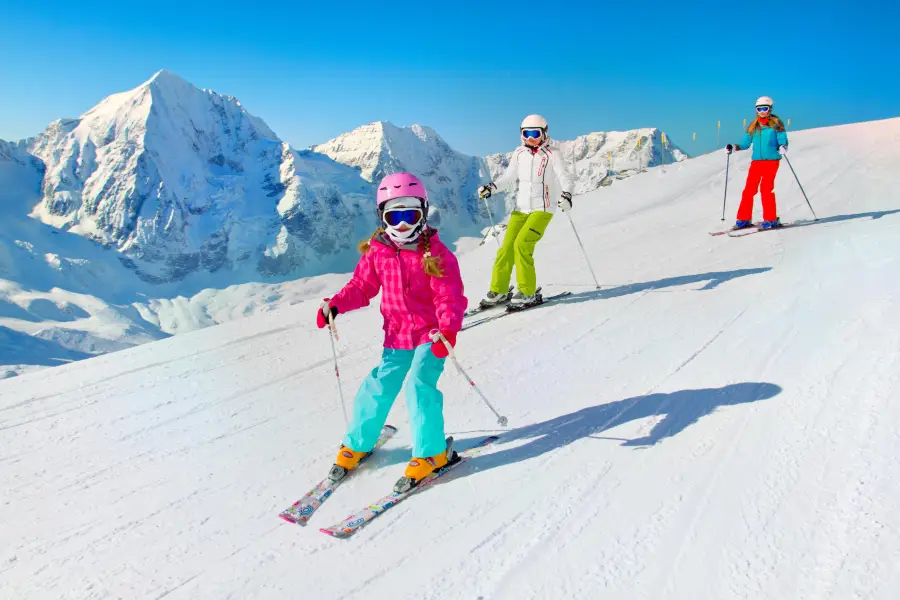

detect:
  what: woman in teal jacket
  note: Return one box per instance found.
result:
[726,96,789,229]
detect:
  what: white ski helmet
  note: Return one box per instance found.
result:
[755,96,774,108]
[520,114,548,144]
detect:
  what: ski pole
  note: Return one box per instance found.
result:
[566,213,601,289]
[568,142,600,289]
[783,153,818,221]
[478,226,493,247]
[721,151,731,221]
[482,193,501,247]
[431,330,508,427]
[322,301,349,428]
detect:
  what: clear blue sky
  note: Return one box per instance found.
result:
[1,1,897,157]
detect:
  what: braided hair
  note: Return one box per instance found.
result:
[357,227,385,254]
[419,227,444,277]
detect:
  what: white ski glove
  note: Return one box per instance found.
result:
[778,145,787,155]
[559,191,572,212]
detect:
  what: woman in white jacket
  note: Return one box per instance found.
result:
[478,114,574,308]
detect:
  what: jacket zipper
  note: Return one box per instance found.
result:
[529,151,535,211]
[394,247,413,324]
[755,127,761,160]
[541,149,548,212]
[756,123,777,160]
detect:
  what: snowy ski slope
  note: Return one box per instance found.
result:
[1,118,899,599]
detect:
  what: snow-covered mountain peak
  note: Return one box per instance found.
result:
[314,121,491,234]
[21,71,368,284]
[313,121,458,183]
[2,71,501,296]
[55,69,279,150]
[143,70,278,141]
[145,68,189,87]
[311,121,391,182]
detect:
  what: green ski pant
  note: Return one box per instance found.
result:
[489,210,554,297]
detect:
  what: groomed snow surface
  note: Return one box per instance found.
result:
[2,118,899,599]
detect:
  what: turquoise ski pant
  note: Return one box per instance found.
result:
[343,344,446,458]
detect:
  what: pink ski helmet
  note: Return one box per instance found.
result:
[376,172,429,207]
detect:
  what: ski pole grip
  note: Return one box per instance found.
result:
[321,300,340,341]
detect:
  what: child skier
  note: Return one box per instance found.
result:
[477,114,575,308]
[726,96,789,230]
[317,172,468,493]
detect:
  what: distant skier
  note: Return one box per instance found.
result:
[477,114,575,308]
[726,96,789,230]
[317,172,468,493]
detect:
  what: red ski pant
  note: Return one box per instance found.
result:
[737,159,780,222]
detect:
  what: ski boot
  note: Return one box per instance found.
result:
[734,219,753,229]
[760,218,783,230]
[479,286,513,309]
[393,437,457,493]
[327,445,368,483]
[508,287,543,310]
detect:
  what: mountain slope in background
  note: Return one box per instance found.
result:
[0,72,380,375]
[313,121,491,236]
[1,135,169,378]
[26,70,374,284]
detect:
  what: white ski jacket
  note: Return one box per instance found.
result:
[490,143,574,214]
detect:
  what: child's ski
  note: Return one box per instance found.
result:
[319,436,499,538]
[278,425,397,525]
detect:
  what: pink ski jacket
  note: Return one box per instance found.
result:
[329,230,468,350]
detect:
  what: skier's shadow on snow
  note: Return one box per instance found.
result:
[790,209,900,228]
[457,382,782,474]
[552,267,772,305]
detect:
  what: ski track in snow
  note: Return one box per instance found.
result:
[1,118,900,599]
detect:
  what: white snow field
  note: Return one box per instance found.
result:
[2,117,899,600]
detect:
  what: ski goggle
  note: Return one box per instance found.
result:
[383,208,423,227]
[521,129,543,139]
[756,105,771,113]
